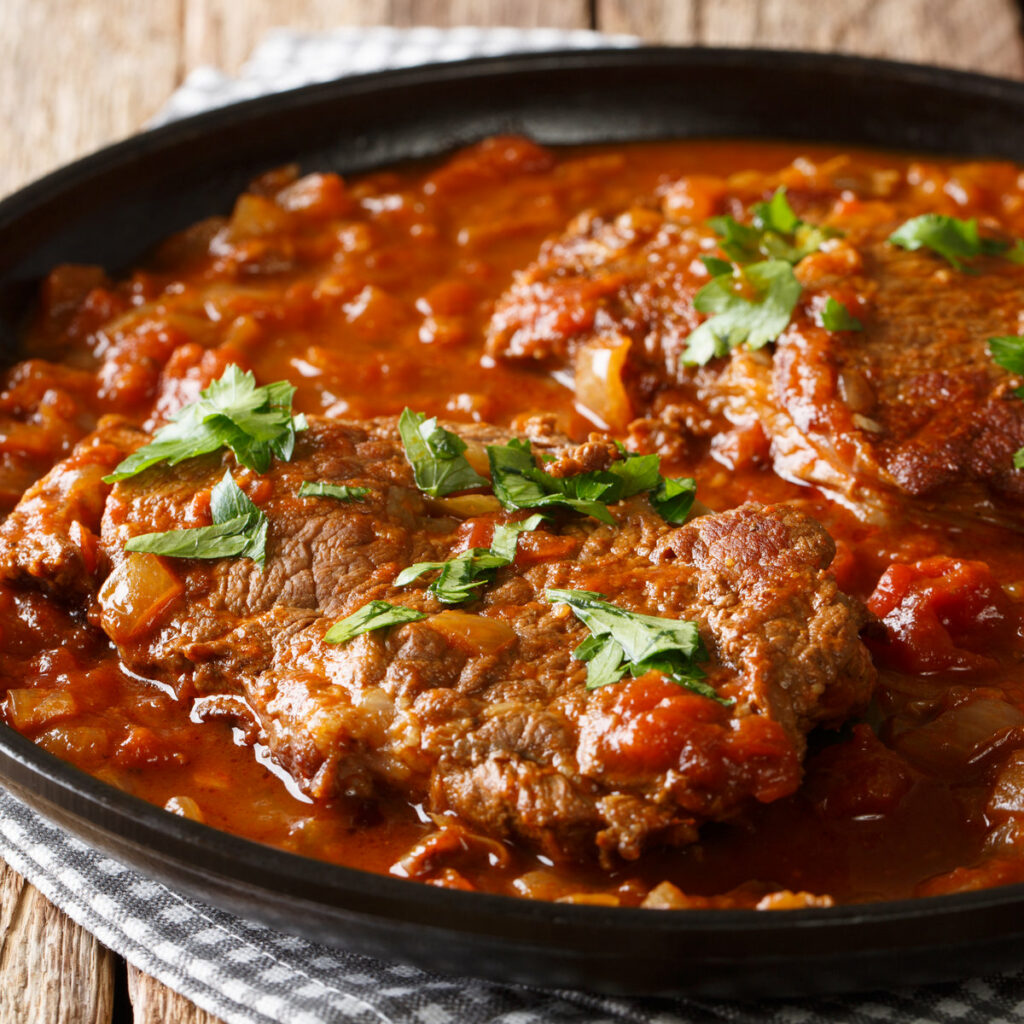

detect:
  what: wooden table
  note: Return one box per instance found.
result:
[1,1,1023,1020]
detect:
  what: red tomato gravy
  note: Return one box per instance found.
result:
[3,137,1024,908]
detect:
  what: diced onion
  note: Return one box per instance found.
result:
[426,494,502,517]
[228,194,291,238]
[641,881,690,909]
[391,825,510,879]
[36,725,111,760]
[574,336,633,430]
[5,689,77,731]
[988,750,1024,817]
[893,699,1024,779]
[424,611,516,653]
[755,891,835,910]
[462,442,491,478]
[556,893,620,906]
[99,553,183,643]
[164,796,205,822]
[512,870,575,901]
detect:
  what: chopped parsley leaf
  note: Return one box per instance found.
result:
[545,588,723,702]
[398,408,489,497]
[1006,239,1024,265]
[487,440,678,525]
[820,297,863,332]
[395,515,544,604]
[887,214,1013,272]
[682,259,802,366]
[124,471,267,569]
[989,335,1024,381]
[700,255,733,277]
[298,481,370,501]
[487,439,618,524]
[323,600,427,645]
[488,515,548,562]
[708,187,837,266]
[988,335,1024,467]
[397,415,699,528]
[650,476,698,525]
[105,365,307,483]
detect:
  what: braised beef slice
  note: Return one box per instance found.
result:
[0,416,875,863]
[486,161,1024,526]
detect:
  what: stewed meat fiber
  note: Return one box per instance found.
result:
[0,415,874,863]
[486,156,1024,525]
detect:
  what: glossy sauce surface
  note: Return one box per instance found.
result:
[3,138,1024,907]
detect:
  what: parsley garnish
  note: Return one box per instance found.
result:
[323,600,427,645]
[545,588,723,702]
[820,297,863,332]
[988,335,1024,468]
[650,476,698,525]
[682,259,801,366]
[298,481,370,502]
[398,408,489,497]
[989,336,1024,384]
[888,214,1013,272]
[105,366,307,483]
[395,515,544,604]
[487,439,671,525]
[709,187,836,266]
[397,413,698,528]
[487,515,547,561]
[124,471,267,569]
[700,255,733,277]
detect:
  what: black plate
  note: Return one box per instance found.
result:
[3,48,1024,999]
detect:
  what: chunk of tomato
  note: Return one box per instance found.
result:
[867,557,1017,673]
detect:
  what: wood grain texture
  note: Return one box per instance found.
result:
[183,0,591,73]
[0,0,183,198]
[127,965,224,1024]
[0,860,114,1024]
[597,0,1024,78]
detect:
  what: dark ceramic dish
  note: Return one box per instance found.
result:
[3,48,1024,998]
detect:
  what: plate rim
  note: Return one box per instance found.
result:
[3,43,1024,992]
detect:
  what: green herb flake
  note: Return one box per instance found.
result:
[682,259,802,366]
[395,514,544,605]
[820,296,863,332]
[298,481,370,502]
[487,438,699,528]
[486,439,617,524]
[488,515,547,562]
[700,255,734,278]
[1005,239,1024,265]
[708,187,837,267]
[887,214,1013,272]
[124,470,267,569]
[989,336,1024,378]
[650,476,698,525]
[988,335,1024,467]
[398,408,489,497]
[323,600,427,645]
[545,588,724,702]
[104,366,307,483]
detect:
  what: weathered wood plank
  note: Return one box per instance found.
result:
[0,860,115,1024]
[183,0,591,74]
[597,0,1024,78]
[127,965,225,1024]
[0,0,184,198]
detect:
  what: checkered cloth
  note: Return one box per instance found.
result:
[150,26,638,125]
[3,26,1024,1024]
